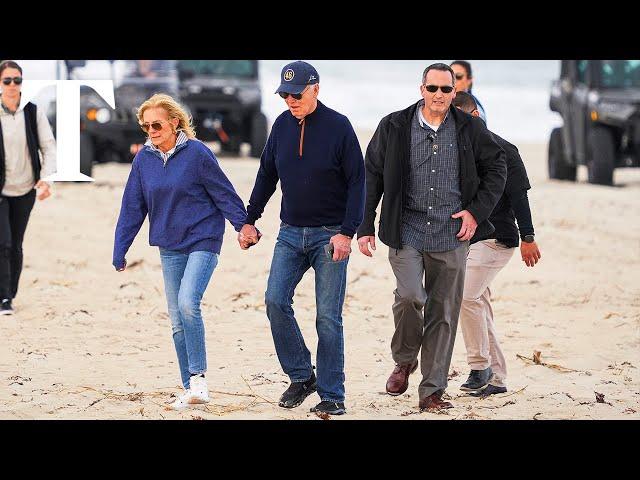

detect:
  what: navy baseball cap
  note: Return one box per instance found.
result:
[275,60,320,95]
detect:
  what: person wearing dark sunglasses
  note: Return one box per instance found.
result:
[452,91,540,398]
[451,60,487,123]
[113,93,251,410]
[356,62,506,412]
[0,60,56,315]
[242,60,365,416]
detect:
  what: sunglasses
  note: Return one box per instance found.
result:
[140,119,170,133]
[2,76,23,86]
[278,85,310,100]
[423,84,454,94]
[455,73,465,80]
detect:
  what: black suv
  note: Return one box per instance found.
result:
[176,60,268,158]
[50,60,180,177]
[549,60,640,185]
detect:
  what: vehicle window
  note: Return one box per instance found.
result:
[123,60,175,79]
[576,60,588,83]
[600,60,640,88]
[177,60,256,78]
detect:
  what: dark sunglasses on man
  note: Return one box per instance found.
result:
[2,77,23,86]
[140,119,171,133]
[423,84,454,94]
[278,85,310,100]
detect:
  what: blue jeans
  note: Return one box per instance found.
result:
[265,223,349,403]
[159,249,218,389]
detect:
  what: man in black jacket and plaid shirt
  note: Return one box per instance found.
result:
[357,63,506,411]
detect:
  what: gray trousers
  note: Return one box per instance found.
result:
[388,242,468,399]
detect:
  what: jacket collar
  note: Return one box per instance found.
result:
[286,99,326,122]
[144,130,190,161]
[0,94,24,116]
[390,101,470,132]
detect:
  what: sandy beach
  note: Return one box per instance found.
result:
[1,131,639,420]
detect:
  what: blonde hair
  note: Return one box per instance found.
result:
[137,93,196,139]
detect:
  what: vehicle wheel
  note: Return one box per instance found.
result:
[80,131,95,177]
[587,126,615,186]
[548,127,576,181]
[250,111,268,158]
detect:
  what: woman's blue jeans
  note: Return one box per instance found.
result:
[160,249,218,389]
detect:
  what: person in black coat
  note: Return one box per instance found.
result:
[356,63,506,411]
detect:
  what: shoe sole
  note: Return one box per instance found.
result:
[459,383,490,392]
[386,391,404,397]
[470,387,507,398]
[279,384,317,408]
[311,409,346,415]
[169,398,210,410]
[0,310,14,315]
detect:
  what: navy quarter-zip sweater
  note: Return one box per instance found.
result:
[113,139,247,270]
[246,101,365,237]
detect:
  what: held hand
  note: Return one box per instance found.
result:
[238,224,261,250]
[35,180,51,201]
[330,234,352,261]
[452,210,478,241]
[521,241,541,267]
[357,235,377,257]
[240,224,259,243]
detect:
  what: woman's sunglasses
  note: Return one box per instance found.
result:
[455,73,466,80]
[423,84,454,94]
[2,77,23,86]
[140,120,169,133]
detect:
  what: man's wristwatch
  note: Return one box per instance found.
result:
[522,234,535,243]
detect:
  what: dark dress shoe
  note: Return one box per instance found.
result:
[469,384,507,398]
[460,367,493,392]
[386,360,418,396]
[419,391,453,411]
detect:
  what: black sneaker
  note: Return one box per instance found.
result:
[470,384,507,398]
[310,401,346,416]
[0,299,13,315]
[460,367,493,392]
[278,372,317,408]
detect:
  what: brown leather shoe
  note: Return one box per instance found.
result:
[386,360,418,396]
[419,391,453,411]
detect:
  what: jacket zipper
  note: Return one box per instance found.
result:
[298,118,305,157]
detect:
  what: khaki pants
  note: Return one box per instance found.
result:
[459,239,515,388]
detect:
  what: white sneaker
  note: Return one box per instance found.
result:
[188,375,210,404]
[168,376,210,410]
[169,389,195,410]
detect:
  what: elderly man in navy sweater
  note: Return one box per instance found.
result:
[241,61,365,416]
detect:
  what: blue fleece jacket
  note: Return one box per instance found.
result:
[246,101,365,237]
[112,139,247,270]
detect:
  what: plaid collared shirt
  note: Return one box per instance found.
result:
[401,102,463,252]
[145,130,189,165]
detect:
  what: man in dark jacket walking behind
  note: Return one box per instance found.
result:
[452,91,541,397]
[357,63,506,411]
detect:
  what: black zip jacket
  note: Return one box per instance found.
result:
[356,102,506,249]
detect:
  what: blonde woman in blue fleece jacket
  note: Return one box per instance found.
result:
[113,93,255,410]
